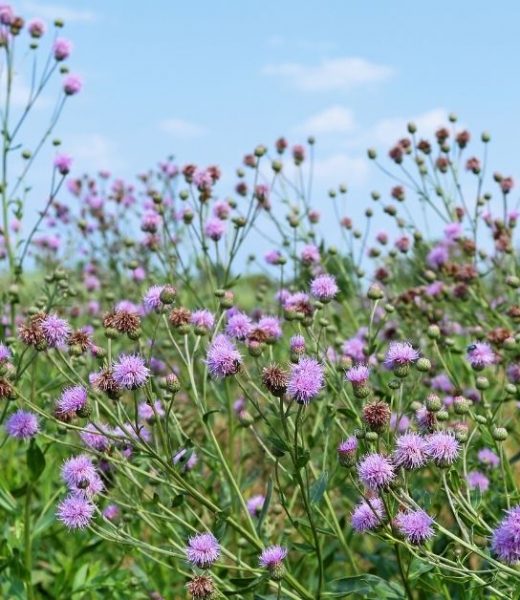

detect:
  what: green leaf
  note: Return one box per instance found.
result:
[203,409,221,423]
[310,470,328,505]
[257,478,272,534]
[27,440,45,482]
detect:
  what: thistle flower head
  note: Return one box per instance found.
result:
[41,313,71,348]
[247,494,265,517]
[478,447,500,468]
[262,363,288,397]
[467,342,496,369]
[191,309,215,331]
[287,357,324,405]
[466,470,489,492]
[205,334,242,378]
[185,532,220,568]
[492,505,520,564]
[351,497,384,532]
[393,432,428,469]
[384,342,419,370]
[112,354,150,389]
[346,364,370,386]
[357,453,395,490]
[55,386,88,421]
[310,273,338,301]
[395,509,435,544]
[425,431,460,466]
[225,312,252,340]
[259,545,287,580]
[5,410,39,439]
[56,495,94,529]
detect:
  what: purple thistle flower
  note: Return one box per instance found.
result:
[287,357,324,405]
[310,274,338,301]
[466,470,489,492]
[5,410,39,439]
[424,431,460,466]
[205,334,242,379]
[395,509,435,544]
[492,505,520,564]
[257,316,282,341]
[204,218,226,241]
[265,250,284,265]
[300,244,320,264]
[112,354,150,389]
[226,312,252,340]
[185,532,220,568]
[138,401,165,422]
[467,342,496,370]
[478,448,500,468]
[351,497,384,532]
[290,334,306,354]
[56,495,94,529]
[55,386,88,419]
[337,436,358,467]
[54,153,72,175]
[358,453,395,490]
[61,455,97,488]
[259,545,288,569]
[173,448,198,472]
[247,494,265,517]
[426,244,449,269]
[102,504,120,521]
[384,342,419,369]
[342,337,366,362]
[390,412,410,433]
[191,309,215,331]
[142,285,165,314]
[506,363,520,384]
[80,423,111,452]
[393,433,428,470]
[0,343,12,362]
[41,313,71,348]
[63,74,82,96]
[53,38,72,60]
[345,364,370,386]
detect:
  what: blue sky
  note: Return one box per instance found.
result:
[12,0,520,253]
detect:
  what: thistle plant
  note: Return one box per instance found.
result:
[1,4,520,600]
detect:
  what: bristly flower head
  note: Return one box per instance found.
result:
[287,357,324,405]
[0,342,12,362]
[259,545,288,580]
[185,532,220,569]
[186,575,215,599]
[384,342,419,376]
[395,509,435,544]
[41,313,71,348]
[478,447,500,468]
[247,494,265,517]
[190,309,215,332]
[363,401,391,432]
[358,453,395,490]
[393,432,428,470]
[467,342,496,370]
[5,410,39,439]
[56,495,94,529]
[112,354,150,389]
[55,386,88,421]
[491,505,520,564]
[206,334,242,379]
[61,454,98,489]
[262,363,288,397]
[425,431,460,467]
[310,273,338,302]
[80,423,111,452]
[346,364,370,386]
[466,470,489,492]
[337,436,358,467]
[351,497,384,532]
[226,311,252,340]
[143,285,165,314]
[290,334,306,355]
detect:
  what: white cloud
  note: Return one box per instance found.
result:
[0,71,51,109]
[159,118,207,138]
[22,2,96,22]
[67,133,124,172]
[313,153,369,185]
[295,105,356,135]
[263,57,394,92]
[369,108,449,147]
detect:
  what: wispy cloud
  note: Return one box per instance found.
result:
[67,133,124,172]
[22,2,96,23]
[366,108,449,148]
[159,118,207,138]
[313,153,369,185]
[295,106,356,135]
[263,57,394,92]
